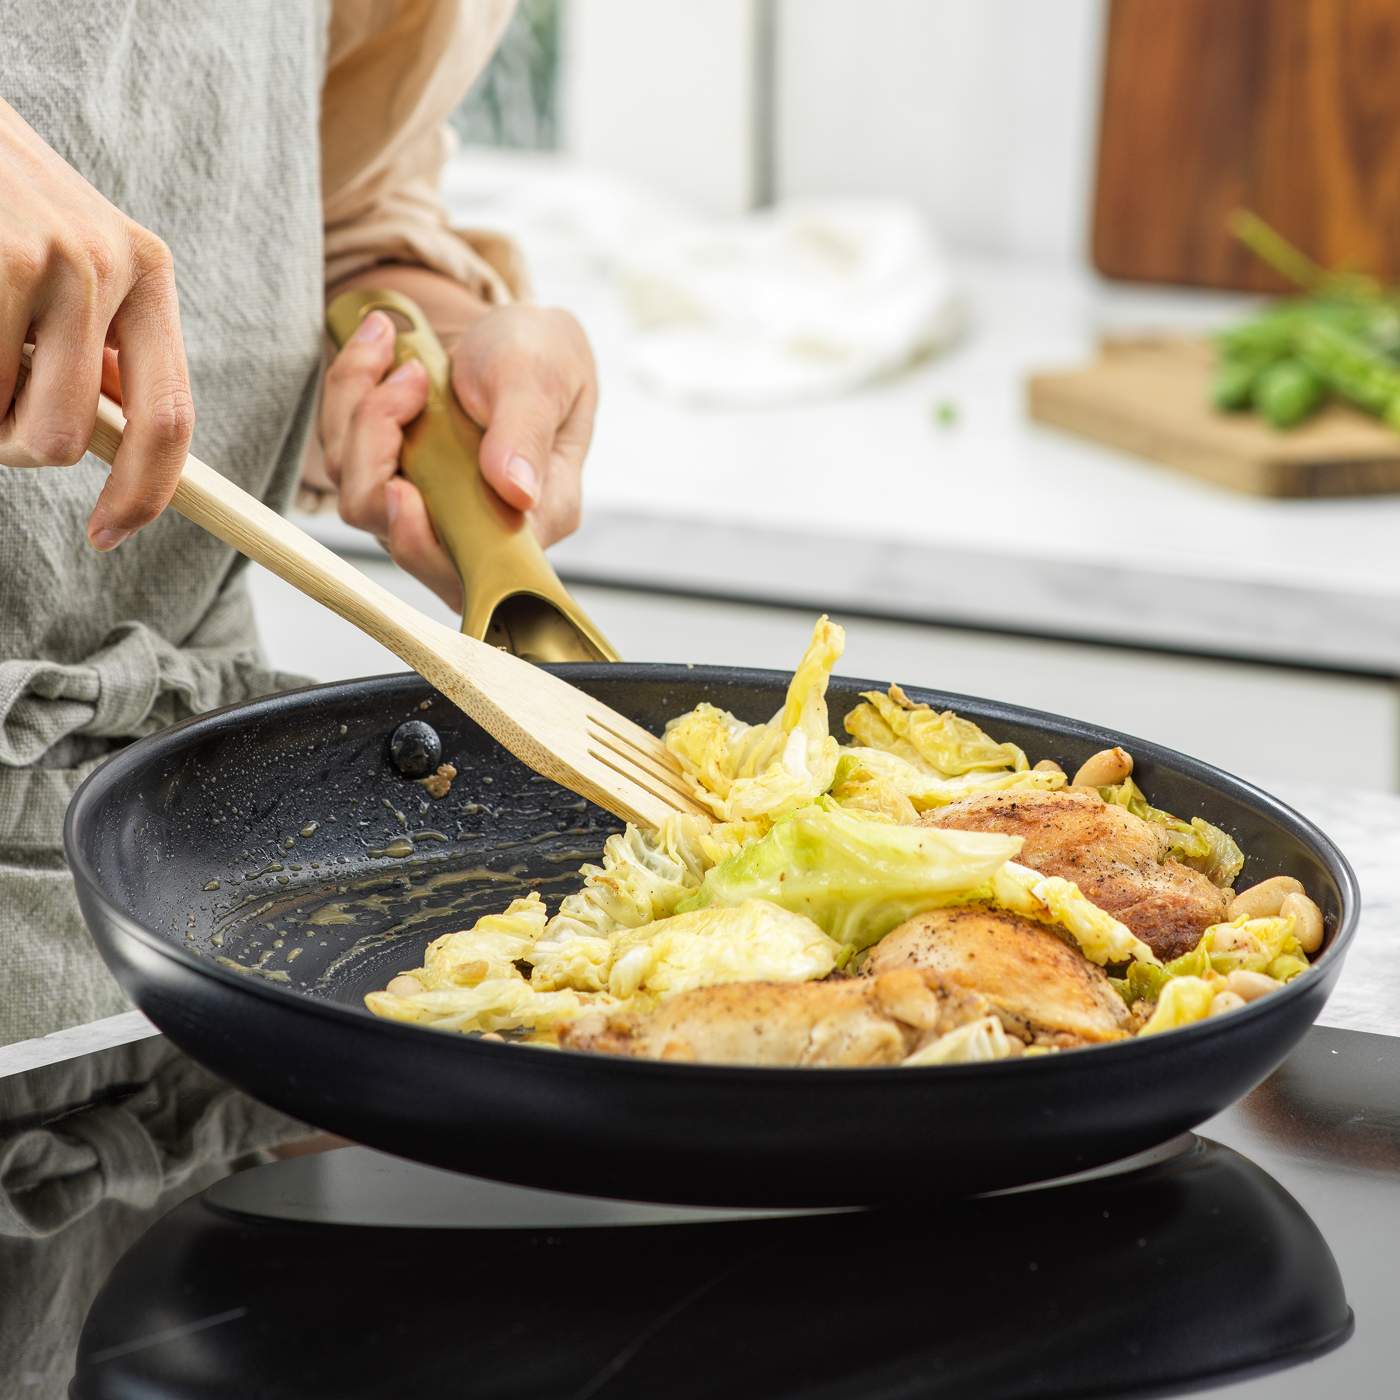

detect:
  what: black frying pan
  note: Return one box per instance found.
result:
[63,666,1359,1207]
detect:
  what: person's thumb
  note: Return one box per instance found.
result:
[477,385,551,512]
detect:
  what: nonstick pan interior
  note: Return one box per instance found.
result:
[65,666,1359,1206]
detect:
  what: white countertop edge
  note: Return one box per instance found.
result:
[549,512,1400,674]
[294,508,1399,674]
[0,1010,159,1079]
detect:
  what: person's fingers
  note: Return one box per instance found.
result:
[476,383,557,512]
[88,241,193,548]
[1,219,133,468]
[528,380,594,547]
[0,96,194,519]
[381,478,463,612]
[554,372,598,467]
[334,359,428,536]
[320,311,397,481]
[0,270,36,422]
[453,306,595,521]
[529,458,583,548]
[3,291,105,470]
[330,351,460,608]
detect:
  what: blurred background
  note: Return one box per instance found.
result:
[258,0,1400,794]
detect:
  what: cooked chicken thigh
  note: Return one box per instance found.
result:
[558,969,991,1066]
[922,789,1229,960]
[862,908,1131,1046]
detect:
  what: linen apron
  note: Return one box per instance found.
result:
[0,1,330,1044]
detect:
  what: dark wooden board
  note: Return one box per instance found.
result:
[1092,0,1400,291]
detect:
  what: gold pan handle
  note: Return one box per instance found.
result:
[325,288,618,664]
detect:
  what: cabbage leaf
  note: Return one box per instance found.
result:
[1200,914,1307,980]
[843,684,1028,776]
[543,818,711,941]
[412,894,548,989]
[527,933,615,996]
[991,862,1159,968]
[364,894,608,1035]
[664,616,845,822]
[831,746,1064,823]
[1139,977,1217,1035]
[902,1015,1015,1066]
[1099,778,1245,887]
[678,800,1021,950]
[1120,944,1209,1006]
[605,899,840,998]
[530,814,765,991]
[364,977,607,1037]
[366,890,839,1033]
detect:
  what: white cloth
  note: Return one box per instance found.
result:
[616,199,964,406]
[438,156,962,406]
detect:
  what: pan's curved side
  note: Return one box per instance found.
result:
[64,666,1360,1207]
[77,882,1345,1207]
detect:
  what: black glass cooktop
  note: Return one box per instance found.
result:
[2,1025,1397,1399]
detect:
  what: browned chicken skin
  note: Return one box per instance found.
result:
[861,908,1132,1046]
[921,789,1229,961]
[558,969,992,1066]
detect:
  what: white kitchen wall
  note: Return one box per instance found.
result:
[775,0,1107,266]
[562,0,1107,264]
[561,0,766,214]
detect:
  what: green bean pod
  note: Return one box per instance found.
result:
[1295,320,1400,422]
[1212,356,1264,411]
[1252,358,1325,428]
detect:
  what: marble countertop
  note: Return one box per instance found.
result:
[301,159,1400,674]
[1260,778,1400,1036]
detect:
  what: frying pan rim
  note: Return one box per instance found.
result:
[63,665,1361,1084]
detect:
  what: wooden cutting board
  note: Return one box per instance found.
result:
[1027,338,1400,497]
[1092,0,1400,292]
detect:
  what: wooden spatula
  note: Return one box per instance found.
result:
[21,351,706,829]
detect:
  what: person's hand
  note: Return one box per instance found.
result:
[319,303,596,610]
[0,99,193,549]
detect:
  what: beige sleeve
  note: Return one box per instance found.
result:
[322,0,528,301]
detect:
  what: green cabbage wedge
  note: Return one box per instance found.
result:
[664,616,845,822]
[678,801,1021,951]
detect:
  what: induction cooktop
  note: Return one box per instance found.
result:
[68,1138,1349,1398]
[67,1026,1400,1398]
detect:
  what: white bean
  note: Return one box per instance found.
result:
[1226,970,1279,1002]
[1210,991,1247,1016]
[1227,875,1304,922]
[386,974,424,997]
[1033,759,1064,775]
[1071,747,1133,788]
[1211,927,1259,955]
[1280,892,1325,955]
